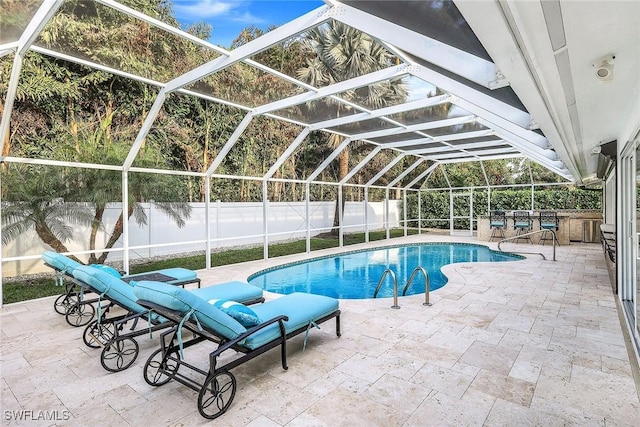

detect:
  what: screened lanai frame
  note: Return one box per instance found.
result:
[0,0,576,297]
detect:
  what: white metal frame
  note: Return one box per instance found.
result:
[618,140,639,347]
[449,192,474,236]
[1,0,582,297]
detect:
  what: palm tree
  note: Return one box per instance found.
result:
[297,21,408,233]
[67,120,193,264]
[1,165,96,261]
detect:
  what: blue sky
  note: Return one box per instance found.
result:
[171,0,325,48]
[169,0,435,104]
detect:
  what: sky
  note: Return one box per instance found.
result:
[168,0,436,106]
[171,0,325,48]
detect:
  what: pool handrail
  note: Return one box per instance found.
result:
[375,267,433,309]
[373,269,400,309]
[497,229,557,261]
[402,266,432,306]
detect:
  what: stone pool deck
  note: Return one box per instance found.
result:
[1,234,639,426]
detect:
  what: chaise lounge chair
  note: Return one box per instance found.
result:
[132,280,341,420]
[42,251,200,326]
[70,265,264,373]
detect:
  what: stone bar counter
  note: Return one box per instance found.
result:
[476,210,603,245]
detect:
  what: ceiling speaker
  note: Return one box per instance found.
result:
[593,55,615,82]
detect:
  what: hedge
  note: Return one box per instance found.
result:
[404,188,602,229]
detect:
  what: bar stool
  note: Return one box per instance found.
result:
[513,211,532,243]
[489,210,506,241]
[538,211,559,245]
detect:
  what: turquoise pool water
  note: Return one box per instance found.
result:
[248,243,523,299]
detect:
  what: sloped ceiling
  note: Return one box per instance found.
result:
[3,1,639,187]
[455,0,640,183]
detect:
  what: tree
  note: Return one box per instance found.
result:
[1,165,96,262]
[0,0,200,261]
[296,21,408,233]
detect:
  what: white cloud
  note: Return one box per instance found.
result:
[173,0,266,25]
[173,0,239,19]
[230,11,266,24]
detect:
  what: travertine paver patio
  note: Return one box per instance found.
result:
[1,234,639,426]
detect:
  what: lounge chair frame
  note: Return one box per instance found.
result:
[44,261,100,326]
[69,275,264,373]
[44,256,201,327]
[69,275,175,372]
[137,299,341,420]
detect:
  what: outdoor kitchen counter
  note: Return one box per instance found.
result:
[476,210,603,244]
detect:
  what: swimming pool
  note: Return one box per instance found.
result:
[248,243,523,299]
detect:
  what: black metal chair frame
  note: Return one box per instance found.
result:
[489,210,506,241]
[68,276,265,373]
[513,211,533,244]
[68,276,174,372]
[45,261,202,328]
[45,261,102,327]
[538,211,559,246]
[136,299,341,420]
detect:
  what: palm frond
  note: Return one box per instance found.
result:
[1,221,34,245]
[43,217,76,242]
[153,202,192,228]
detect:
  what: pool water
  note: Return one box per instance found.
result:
[248,243,523,299]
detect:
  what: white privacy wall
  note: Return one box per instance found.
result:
[3,200,400,277]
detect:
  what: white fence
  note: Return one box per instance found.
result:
[2,200,401,277]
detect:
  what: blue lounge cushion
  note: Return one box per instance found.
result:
[191,281,262,305]
[42,251,82,274]
[208,299,261,327]
[90,264,122,278]
[133,281,246,340]
[243,293,339,350]
[72,265,147,314]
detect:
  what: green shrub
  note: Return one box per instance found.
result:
[405,188,602,229]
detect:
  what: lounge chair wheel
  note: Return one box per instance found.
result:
[65,302,96,327]
[54,293,78,315]
[198,371,236,420]
[82,320,115,348]
[144,348,181,386]
[100,337,139,372]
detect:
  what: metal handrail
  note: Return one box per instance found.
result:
[497,229,557,261]
[373,269,400,309]
[401,266,432,306]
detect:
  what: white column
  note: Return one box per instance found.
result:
[305,182,311,253]
[403,189,407,236]
[364,187,370,243]
[338,185,344,247]
[262,180,269,260]
[418,190,422,234]
[205,178,211,269]
[385,188,390,240]
[122,172,130,273]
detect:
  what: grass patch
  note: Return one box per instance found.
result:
[3,228,421,304]
[2,278,61,305]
